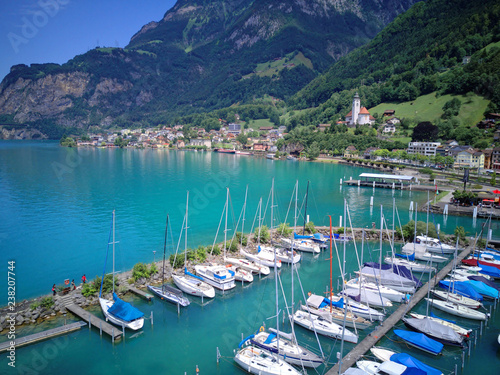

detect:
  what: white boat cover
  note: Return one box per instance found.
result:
[361,266,416,287]
[343,287,391,306]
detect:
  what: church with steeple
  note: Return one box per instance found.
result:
[345,93,375,126]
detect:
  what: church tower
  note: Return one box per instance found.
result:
[351,92,360,125]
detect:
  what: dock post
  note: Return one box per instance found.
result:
[437,224,440,234]
[370,196,374,206]
[358,180,360,186]
[474,332,477,347]
[340,178,343,185]
[461,350,465,369]
[88,313,91,330]
[350,176,352,180]
[112,328,114,344]
[202,295,204,304]
[122,323,125,340]
[217,347,221,364]
[177,303,180,316]
[392,182,395,189]
[488,229,492,241]
[455,364,457,375]
[372,181,375,188]
[409,201,414,211]
[409,184,412,191]
[468,341,471,357]
[339,216,342,227]
[100,321,102,336]
[151,311,154,326]
[473,207,477,218]
[480,321,483,336]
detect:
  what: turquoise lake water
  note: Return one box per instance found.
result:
[0,141,499,374]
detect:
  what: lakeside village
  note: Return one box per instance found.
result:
[63,94,500,175]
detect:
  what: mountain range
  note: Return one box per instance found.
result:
[0,0,419,137]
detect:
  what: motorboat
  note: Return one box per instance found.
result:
[194,264,236,291]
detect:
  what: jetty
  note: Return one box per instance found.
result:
[326,245,473,375]
[0,322,86,352]
[126,285,153,301]
[66,304,122,341]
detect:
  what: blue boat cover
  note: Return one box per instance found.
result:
[320,297,344,309]
[439,280,483,301]
[402,368,427,375]
[430,311,456,324]
[468,276,500,291]
[464,280,500,299]
[394,330,443,355]
[313,233,323,240]
[184,267,205,281]
[108,293,144,322]
[396,252,415,261]
[263,333,276,344]
[364,262,423,287]
[294,232,312,240]
[477,263,500,278]
[239,334,255,348]
[391,353,441,375]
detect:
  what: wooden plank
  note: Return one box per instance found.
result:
[326,246,472,375]
[127,286,153,301]
[0,322,85,352]
[66,304,122,340]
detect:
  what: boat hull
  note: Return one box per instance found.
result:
[171,274,215,298]
[146,285,190,307]
[425,298,488,321]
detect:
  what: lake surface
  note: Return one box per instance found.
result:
[0,141,499,375]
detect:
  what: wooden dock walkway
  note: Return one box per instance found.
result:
[326,246,473,375]
[127,285,153,301]
[0,322,86,352]
[66,304,122,340]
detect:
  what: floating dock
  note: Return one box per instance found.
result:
[0,321,86,352]
[66,304,122,340]
[326,245,473,375]
[126,285,153,301]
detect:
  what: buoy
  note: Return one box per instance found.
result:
[259,326,265,332]
[308,291,312,297]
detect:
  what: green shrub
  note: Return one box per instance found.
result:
[305,221,315,234]
[336,227,344,235]
[40,296,54,309]
[169,254,185,269]
[235,232,248,246]
[211,244,221,255]
[196,246,207,262]
[225,241,239,253]
[277,223,292,237]
[30,301,40,310]
[254,225,270,244]
[132,262,157,281]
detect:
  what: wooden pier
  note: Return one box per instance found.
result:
[326,245,473,375]
[0,322,86,352]
[126,285,153,301]
[66,304,122,341]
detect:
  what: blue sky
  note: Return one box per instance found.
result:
[0,0,177,80]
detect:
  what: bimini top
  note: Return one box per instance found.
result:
[359,173,414,181]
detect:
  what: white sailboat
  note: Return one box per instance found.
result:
[224,256,270,275]
[234,345,301,375]
[384,256,436,273]
[172,192,215,299]
[416,235,457,254]
[281,238,320,253]
[401,243,448,263]
[346,278,406,303]
[99,210,144,330]
[293,310,358,343]
[425,298,489,321]
[408,312,472,337]
[430,289,482,309]
[147,215,190,307]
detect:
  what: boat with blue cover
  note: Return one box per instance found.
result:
[402,317,465,347]
[393,330,443,355]
[371,347,443,375]
[463,280,500,299]
[438,280,483,301]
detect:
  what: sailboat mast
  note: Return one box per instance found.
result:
[292,181,298,315]
[185,191,189,267]
[329,214,333,312]
[302,180,309,235]
[241,185,248,247]
[162,215,168,291]
[112,209,115,294]
[426,191,430,237]
[224,188,229,257]
[272,179,280,353]
[379,205,383,270]
[257,198,262,245]
[339,200,348,375]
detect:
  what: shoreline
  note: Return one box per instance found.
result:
[0,226,458,335]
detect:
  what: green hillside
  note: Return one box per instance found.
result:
[370,92,489,125]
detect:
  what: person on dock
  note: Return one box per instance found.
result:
[71,279,76,290]
[52,284,56,296]
[82,274,87,284]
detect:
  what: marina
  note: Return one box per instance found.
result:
[1,141,499,375]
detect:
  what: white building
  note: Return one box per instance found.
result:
[407,142,441,156]
[345,93,375,126]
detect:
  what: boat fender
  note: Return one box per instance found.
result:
[308,292,311,296]
[259,326,265,332]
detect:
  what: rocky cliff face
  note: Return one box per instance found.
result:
[0,0,420,136]
[0,126,48,140]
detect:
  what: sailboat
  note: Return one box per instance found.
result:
[402,317,465,347]
[99,210,144,330]
[370,347,443,375]
[172,192,215,299]
[147,215,190,307]
[393,330,443,355]
[408,312,472,337]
